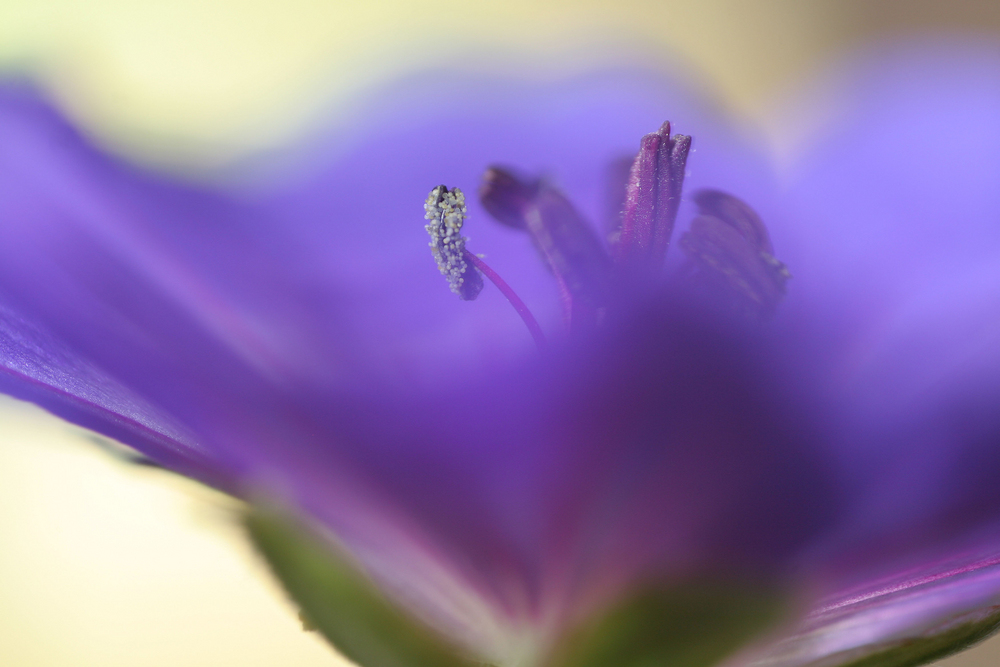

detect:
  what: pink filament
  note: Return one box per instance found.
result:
[463,250,546,350]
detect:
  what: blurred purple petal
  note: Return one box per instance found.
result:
[780,44,1000,575]
[725,44,1000,667]
[734,546,1000,667]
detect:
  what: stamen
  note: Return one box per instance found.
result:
[425,185,547,349]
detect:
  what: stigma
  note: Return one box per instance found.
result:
[424,185,484,301]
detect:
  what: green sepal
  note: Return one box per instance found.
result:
[818,606,1000,667]
[546,580,787,667]
[245,508,486,667]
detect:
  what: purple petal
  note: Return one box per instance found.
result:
[734,545,1000,667]
[778,44,1000,572]
[0,299,222,483]
[727,44,1000,667]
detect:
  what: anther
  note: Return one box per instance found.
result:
[480,167,613,328]
[424,185,484,301]
[679,189,790,319]
[479,167,536,230]
[425,185,547,349]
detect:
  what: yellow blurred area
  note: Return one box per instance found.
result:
[0,0,864,170]
[2,1,1000,665]
[0,396,346,666]
[0,0,830,165]
[1,0,997,169]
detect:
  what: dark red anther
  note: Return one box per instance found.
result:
[480,167,537,230]
[614,122,691,269]
[480,167,613,326]
[523,187,613,309]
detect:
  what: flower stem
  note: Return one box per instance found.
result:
[463,249,546,350]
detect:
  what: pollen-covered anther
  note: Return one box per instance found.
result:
[424,183,547,348]
[614,121,692,269]
[424,185,484,301]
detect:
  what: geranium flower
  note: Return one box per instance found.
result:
[1,44,998,667]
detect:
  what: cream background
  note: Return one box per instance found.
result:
[1,1,1000,665]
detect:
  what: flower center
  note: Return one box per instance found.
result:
[424,122,791,340]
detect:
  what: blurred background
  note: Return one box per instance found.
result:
[1,1,1000,665]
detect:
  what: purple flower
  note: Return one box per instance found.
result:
[1,44,999,667]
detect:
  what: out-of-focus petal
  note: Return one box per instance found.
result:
[267,290,836,658]
[734,546,1000,667]
[0,84,302,486]
[731,44,1000,667]
[778,44,1000,574]
[0,300,224,483]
